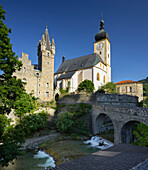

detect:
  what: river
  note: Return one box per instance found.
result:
[1,136,113,170]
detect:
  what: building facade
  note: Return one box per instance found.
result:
[13,26,55,101]
[54,18,111,92]
[115,80,143,102]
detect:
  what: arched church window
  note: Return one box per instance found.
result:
[103,76,106,83]
[97,73,100,81]
[100,51,102,55]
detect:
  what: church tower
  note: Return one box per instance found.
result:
[94,15,111,82]
[37,26,55,100]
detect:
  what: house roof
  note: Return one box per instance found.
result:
[57,71,76,80]
[115,80,139,84]
[55,53,104,74]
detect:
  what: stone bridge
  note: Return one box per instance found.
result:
[91,104,148,145]
[58,92,148,145]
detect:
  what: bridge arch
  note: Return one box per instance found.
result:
[121,119,147,144]
[94,113,114,139]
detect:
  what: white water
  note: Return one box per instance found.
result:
[84,136,114,150]
[34,151,56,168]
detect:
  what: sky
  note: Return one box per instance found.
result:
[1,0,148,83]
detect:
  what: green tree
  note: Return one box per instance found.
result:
[98,82,117,94]
[14,92,37,121]
[78,79,94,93]
[0,5,24,115]
[0,5,26,166]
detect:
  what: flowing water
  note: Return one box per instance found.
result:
[1,136,113,170]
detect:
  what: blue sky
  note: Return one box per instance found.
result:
[1,0,148,82]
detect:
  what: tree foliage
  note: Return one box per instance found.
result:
[56,111,74,133]
[0,5,28,167]
[0,5,24,115]
[133,122,148,147]
[78,79,94,93]
[98,82,117,94]
[14,92,37,121]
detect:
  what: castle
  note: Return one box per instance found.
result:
[13,26,55,101]
[14,18,111,101]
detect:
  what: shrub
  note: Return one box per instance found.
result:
[97,88,105,93]
[56,111,74,133]
[16,111,48,137]
[98,82,117,94]
[133,122,148,147]
[78,79,94,93]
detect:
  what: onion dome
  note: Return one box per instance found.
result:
[95,16,109,42]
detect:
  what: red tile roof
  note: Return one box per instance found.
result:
[115,80,137,84]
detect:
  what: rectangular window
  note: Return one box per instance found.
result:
[46,92,49,97]
[130,87,132,92]
[47,52,49,57]
[47,83,49,88]
[47,62,49,65]
[117,87,120,92]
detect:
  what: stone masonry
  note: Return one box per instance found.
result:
[58,92,148,145]
[13,27,55,101]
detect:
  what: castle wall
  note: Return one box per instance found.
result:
[13,52,39,96]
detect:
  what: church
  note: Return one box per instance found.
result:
[14,17,111,101]
[54,17,111,92]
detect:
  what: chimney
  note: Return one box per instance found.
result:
[62,55,65,63]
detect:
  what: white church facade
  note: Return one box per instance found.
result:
[54,18,111,92]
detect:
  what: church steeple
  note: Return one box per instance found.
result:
[100,12,104,30]
[95,14,109,42]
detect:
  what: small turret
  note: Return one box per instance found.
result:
[51,37,55,55]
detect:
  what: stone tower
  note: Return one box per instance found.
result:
[37,26,55,100]
[94,15,111,83]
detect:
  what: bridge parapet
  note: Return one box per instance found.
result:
[58,93,138,107]
[95,93,138,107]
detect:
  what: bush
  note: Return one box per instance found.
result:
[78,79,94,93]
[16,111,48,137]
[56,111,74,133]
[133,122,148,147]
[98,82,117,94]
[97,88,105,93]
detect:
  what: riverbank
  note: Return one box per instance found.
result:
[22,130,60,150]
